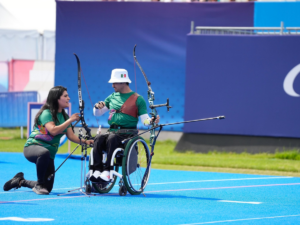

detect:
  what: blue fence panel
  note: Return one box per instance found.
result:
[0,91,38,127]
[184,34,300,138]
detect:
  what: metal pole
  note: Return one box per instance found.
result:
[190,21,194,34]
[20,126,23,139]
[281,21,284,35]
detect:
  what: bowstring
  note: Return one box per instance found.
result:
[81,68,100,127]
[134,58,137,93]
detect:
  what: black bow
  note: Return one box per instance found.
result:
[73,53,92,139]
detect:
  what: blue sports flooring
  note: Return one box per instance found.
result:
[1,152,300,224]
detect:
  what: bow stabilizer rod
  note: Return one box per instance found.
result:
[122,115,225,144]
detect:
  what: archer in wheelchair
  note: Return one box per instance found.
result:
[87,68,160,195]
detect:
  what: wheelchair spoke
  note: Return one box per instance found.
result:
[137,168,143,187]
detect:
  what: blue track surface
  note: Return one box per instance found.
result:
[1,152,300,224]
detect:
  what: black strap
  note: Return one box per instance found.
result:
[110,125,137,129]
[109,129,138,134]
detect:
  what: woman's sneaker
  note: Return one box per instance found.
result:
[3,172,24,191]
[32,184,49,195]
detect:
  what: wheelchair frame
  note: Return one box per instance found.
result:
[88,135,152,196]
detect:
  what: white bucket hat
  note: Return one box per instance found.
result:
[108,69,131,83]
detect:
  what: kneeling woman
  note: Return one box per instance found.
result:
[3,86,94,195]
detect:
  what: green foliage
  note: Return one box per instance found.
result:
[274,150,300,160]
[151,140,300,173]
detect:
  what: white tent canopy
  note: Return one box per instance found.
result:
[0,1,56,61]
[0,0,56,31]
[0,28,55,61]
[0,2,23,30]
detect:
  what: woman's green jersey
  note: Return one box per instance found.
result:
[24,109,70,159]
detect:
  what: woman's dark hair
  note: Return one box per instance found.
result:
[34,86,69,127]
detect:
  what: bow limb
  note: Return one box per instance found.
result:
[133,45,157,146]
[74,53,92,139]
[133,45,153,93]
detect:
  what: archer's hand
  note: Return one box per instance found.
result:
[151,115,160,124]
[85,140,94,145]
[70,113,80,122]
[95,101,105,109]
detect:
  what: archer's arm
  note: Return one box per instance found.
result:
[139,114,160,126]
[137,95,160,125]
[66,127,94,145]
[44,113,79,136]
[93,101,109,117]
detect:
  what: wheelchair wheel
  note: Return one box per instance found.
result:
[88,157,119,194]
[122,137,151,195]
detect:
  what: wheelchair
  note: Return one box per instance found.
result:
[88,136,151,196]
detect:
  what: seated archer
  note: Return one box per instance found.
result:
[89,69,160,183]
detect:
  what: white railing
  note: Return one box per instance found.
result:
[190,21,300,35]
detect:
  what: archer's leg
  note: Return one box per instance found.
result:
[104,133,133,171]
[92,133,123,182]
[89,133,109,183]
[91,133,108,171]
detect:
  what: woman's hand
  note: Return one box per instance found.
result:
[95,101,105,109]
[69,113,80,122]
[85,139,94,146]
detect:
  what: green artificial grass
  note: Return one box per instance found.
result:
[1,127,300,176]
[151,140,300,173]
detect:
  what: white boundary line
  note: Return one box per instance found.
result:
[179,214,300,225]
[146,176,293,185]
[217,200,262,204]
[0,217,54,222]
[1,183,300,204]
[0,176,293,195]
[145,183,300,194]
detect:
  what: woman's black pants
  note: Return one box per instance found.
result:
[23,145,55,192]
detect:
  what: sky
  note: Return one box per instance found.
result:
[0,0,56,31]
